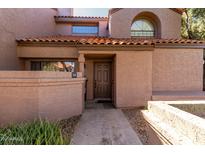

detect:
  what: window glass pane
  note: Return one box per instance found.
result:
[131,19,154,31]
[72,26,98,34]
[131,19,155,37]
[31,61,76,72]
[31,61,41,71]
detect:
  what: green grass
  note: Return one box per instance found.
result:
[0,120,67,145]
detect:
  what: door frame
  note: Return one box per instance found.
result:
[93,61,112,101]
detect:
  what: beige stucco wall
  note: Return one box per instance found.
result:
[109,8,181,39]
[153,48,204,91]
[115,51,152,107]
[0,71,85,127]
[0,9,57,70]
[99,21,108,37]
[68,47,204,108]
[17,46,78,58]
[17,46,79,70]
[56,24,72,35]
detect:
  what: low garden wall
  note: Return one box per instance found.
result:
[142,101,205,144]
[0,71,85,127]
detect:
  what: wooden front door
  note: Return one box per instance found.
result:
[94,62,111,99]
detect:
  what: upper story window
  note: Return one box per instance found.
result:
[72,25,98,35]
[131,19,155,38]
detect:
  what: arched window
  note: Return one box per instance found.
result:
[131,19,155,38]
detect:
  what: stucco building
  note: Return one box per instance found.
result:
[0,8,205,125]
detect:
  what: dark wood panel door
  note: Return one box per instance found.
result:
[94,63,111,99]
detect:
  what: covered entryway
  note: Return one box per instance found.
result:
[79,53,116,107]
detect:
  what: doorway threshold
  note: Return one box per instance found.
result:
[85,100,115,109]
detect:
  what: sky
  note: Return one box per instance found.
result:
[73,8,109,17]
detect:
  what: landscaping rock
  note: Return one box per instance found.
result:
[58,115,81,144]
[122,108,149,145]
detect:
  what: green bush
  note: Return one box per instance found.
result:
[0,120,67,145]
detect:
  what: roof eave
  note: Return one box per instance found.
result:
[54,16,108,24]
[17,41,153,49]
[16,41,205,49]
[155,44,205,49]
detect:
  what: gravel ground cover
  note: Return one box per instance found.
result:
[59,115,81,144]
[122,107,149,145]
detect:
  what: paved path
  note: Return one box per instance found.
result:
[71,108,142,145]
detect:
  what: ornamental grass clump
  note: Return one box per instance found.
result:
[0,120,66,145]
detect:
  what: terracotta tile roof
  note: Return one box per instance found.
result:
[109,8,184,15]
[54,16,108,19]
[54,16,108,23]
[16,36,205,47]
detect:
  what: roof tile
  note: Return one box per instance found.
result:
[16,35,205,47]
[54,16,108,19]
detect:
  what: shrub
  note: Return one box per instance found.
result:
[0,120,67,145]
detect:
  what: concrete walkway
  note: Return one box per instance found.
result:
[71,108,142,145]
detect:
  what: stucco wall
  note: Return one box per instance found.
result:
[99,21,108,37]
[17,46,79,70]
[56,24,72,35]
[16,46,205,108]
[0,9,57,70]
[17,46,78,58]
[0,71,85,127]
[115,51,152,107]
[153,48,204,91]
[109,8,181,39]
